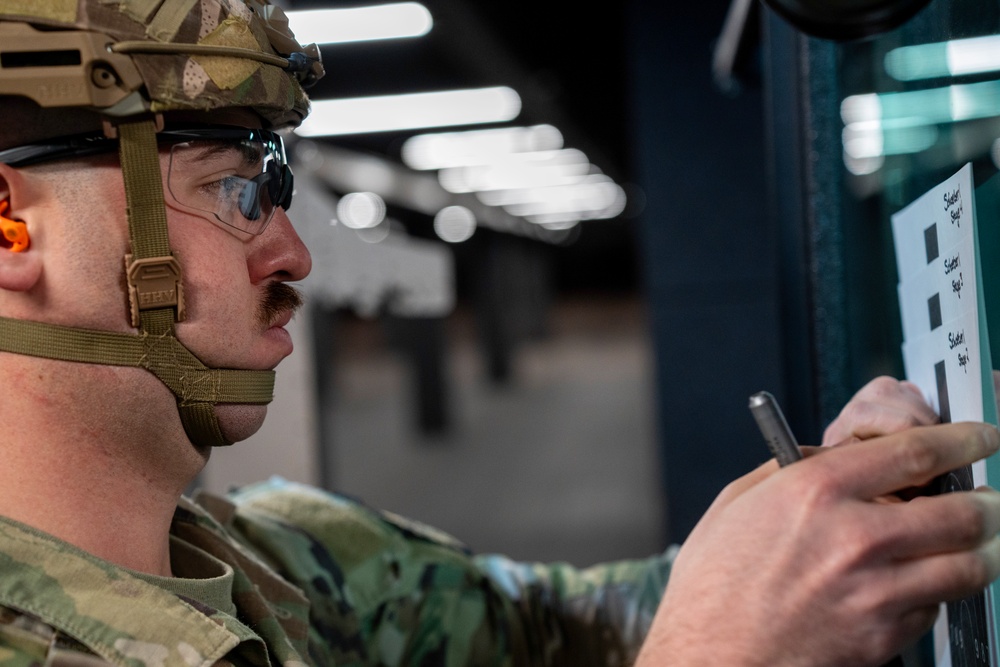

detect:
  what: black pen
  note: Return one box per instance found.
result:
[748,391,803,466]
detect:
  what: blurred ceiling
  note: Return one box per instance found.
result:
[290,0,632,181]
[284,0,641,294]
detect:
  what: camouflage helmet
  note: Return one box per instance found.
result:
[0,0,324,449]
[0,0,323,148]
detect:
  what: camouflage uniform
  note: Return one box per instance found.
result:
[0,479,674,667]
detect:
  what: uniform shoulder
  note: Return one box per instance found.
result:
[223,478,469,554]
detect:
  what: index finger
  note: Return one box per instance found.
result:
[806,422,999,499]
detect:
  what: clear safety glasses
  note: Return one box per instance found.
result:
[0,127,294,236]
[164,128,293,235]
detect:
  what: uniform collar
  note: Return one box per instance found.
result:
[0,515,242,667]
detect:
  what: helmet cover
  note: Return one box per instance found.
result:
[0,0,323,148]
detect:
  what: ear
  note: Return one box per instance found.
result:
[0,164,42,292]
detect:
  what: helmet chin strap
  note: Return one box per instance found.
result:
[0,117,275,448]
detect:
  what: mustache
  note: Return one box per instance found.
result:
[258,282,304,328]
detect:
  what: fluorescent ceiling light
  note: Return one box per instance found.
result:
[434,206,477,243]
[537,219,580,230]
[437,149,590,193]
[336,192,387,229]
[286,3,432,45]
[841,80,1000,126]
[843,154,885,177]
[295,87,521,137]
[842,119,938,159]
[885,35,1000,81]
[402,125,564,170]
[477,174,616,207]
[498,178,627,220]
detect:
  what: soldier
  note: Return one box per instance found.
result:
[0,1,998,666]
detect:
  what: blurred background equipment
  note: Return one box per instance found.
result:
[759,0,934,40]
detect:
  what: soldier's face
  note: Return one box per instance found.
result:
[170,160,311,442]
[48,137,311,444]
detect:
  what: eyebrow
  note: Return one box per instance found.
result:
[184,140,263,168]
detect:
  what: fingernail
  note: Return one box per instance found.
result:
[978,535,1000,583]
[982,425,1000,453]
[977,489,1000,539]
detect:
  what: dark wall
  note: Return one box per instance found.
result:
[627,0,785,541]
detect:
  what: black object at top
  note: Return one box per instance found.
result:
[761,0,933,40]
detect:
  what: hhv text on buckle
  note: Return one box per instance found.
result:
[125,254,186,326]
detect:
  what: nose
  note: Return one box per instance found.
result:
[247,208,312,284]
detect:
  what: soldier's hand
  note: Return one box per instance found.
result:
[635,422,1000,667]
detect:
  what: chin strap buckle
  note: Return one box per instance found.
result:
[125,253,186,326]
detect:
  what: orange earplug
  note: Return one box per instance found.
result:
[0,201,28,252]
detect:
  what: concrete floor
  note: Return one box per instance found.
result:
[323,296,669,567]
